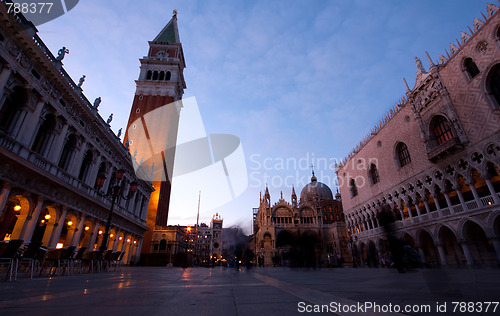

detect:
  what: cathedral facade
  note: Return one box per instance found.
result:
[253,173,350,267]
[0,4,153,263]
[336,3,500,267]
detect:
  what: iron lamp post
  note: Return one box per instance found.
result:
[96,169,138,252]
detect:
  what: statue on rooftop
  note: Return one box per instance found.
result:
[93,97,101,110]
[107,113,113,124]
[56,47,69,61]
[77,75,86,88]
[117,128,122,138]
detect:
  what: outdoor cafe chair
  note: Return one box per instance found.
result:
[0,239,24,281]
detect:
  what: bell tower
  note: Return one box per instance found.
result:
[124,11,186,255]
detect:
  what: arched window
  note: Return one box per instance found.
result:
[350,179,358,198]
[369,163,380,185]
[152,71,158,80]
[58,134,77,171]
[94,162,107,188]
[487,64,500,107]
[31,114,57,157]
[396,142,411,168]
[0,86,27,134]
[166,71,171,81]
[146,70,152,80]
[463,57,480,79]
[78,149,93,181]
[159,239,167,251]
[431,115,455,145]
[159,71,165,81]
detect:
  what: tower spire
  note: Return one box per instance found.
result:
[153,12,180,43]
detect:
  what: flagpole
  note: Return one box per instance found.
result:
[194,190,200,263]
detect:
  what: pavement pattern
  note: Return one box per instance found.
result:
[0,266,499,316]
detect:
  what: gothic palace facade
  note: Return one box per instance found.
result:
[336,3,500,267]
[0,3,153,263]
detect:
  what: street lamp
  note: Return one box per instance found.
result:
[96,169,138,252]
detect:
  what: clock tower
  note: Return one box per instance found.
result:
[124,11,186,255]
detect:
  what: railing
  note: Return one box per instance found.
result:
[481,195,494,207]
[0,131,145,224]
[453,204,464,213]
[466,200,478,210]
[0,134,15,151]
[353,193,499,240]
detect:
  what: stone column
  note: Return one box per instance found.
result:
[10,213,28,240]
[443,192,454,213]
[20,196,44,242]
[436,243,447,266]
[0,65,12,102]
[87,224,100,251]
[0,183,12,219]
[70,142,88,177]
[455,189,467,211]
[414,202,422,217]
[488,237,500,264]
[423,199,431,214]
[417,246,426,264]
[112,231,121,251]
[19,100,45,146]
[407,205,413,219]
[459,239,474,266]
[134,238,143,263]
[87,154,102,187]
[47,122,69,163]
[124,239,132,264]
[70,215,86,247]
[101,165,114,193]
[41,219,56,247]
[468,182,482,209]
[485,178,500,204]
[63,224,76,247]
[9,108,29,139]
[108,234,116,251]
[48,206,68,248]
[432,193,442,217]
[38,130,57,159]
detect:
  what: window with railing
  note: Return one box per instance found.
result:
[431,115,455,145]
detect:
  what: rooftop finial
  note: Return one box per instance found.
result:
[425,51,435,67]
[415,57,426,73]
[173,9,177,17]
[403,78,410,92]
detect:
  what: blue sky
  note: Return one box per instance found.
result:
[36,0,493,232]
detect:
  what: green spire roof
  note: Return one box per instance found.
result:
[153,14,180,43]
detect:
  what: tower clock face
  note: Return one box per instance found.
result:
[213,242,219,249]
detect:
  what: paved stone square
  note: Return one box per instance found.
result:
[0,267,499,316]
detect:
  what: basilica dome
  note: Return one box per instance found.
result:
[300,172,333,202]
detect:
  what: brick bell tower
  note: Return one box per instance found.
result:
[124,11,186,255]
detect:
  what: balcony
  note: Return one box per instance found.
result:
[427,136,463,162]
[0,131,145,225]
